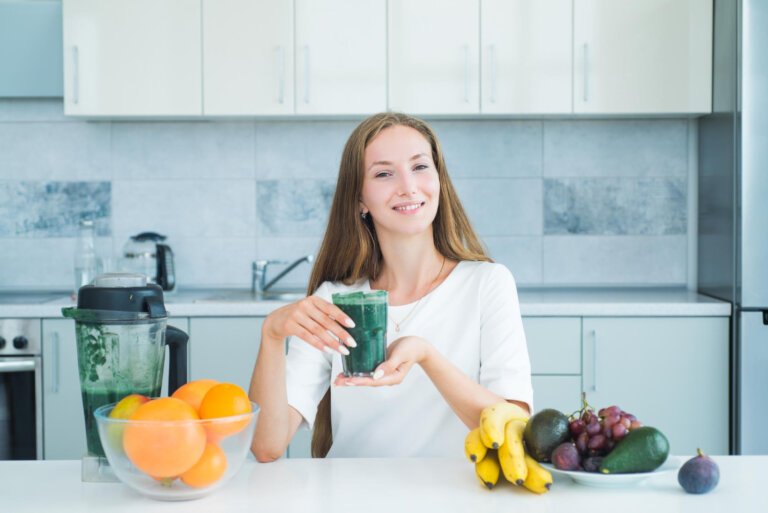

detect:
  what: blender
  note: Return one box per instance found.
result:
[62,273,189,482]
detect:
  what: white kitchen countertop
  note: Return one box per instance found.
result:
[0,456,760,512]
[0,287,730,318]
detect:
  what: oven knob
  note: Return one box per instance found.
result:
[0,336,5,349]
[13,336,28,350]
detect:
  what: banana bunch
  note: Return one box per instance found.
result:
[465,402,553,494]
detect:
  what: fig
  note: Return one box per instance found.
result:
[552,442,581,471]
[678,448,719,494]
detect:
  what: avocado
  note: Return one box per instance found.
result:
[523,409,570,462]
[600,426,669,474]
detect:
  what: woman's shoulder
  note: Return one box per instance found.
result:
[456,260,517,284]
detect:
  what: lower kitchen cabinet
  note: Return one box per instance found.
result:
[42,319,86,460]
[188,317,301,458]
[41,317,188,460]
[582,317,729,455]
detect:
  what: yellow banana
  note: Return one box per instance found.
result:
[498,419,528,485]
[475,449,501,490]
[522,454,553,494]
[464,428,488,463]
[479,402,529,449]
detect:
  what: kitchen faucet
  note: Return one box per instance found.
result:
[251,255,315,297]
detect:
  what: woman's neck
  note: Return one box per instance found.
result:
[371,231,447,305]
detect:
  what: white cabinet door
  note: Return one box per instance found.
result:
[203,0,294,115]
[62,0,202,116]
[532,376,582,415]
[574,0,712,114]
[42,319,86,460]
[481,0,572,114]
[189,317,262,390]
[582,317,729,455]
[295,0,386,115]
[389,0,480,114]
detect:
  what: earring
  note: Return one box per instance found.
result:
[361,212,368,219]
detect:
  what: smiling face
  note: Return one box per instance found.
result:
[360,125,441,239]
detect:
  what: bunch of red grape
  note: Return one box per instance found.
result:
[554,397,644,473]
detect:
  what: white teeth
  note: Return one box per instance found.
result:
[395,203,421,212]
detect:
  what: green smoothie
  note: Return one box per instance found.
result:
[81,385,159,457]
[332,290,388,377]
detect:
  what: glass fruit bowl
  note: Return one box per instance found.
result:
[94,401,258,501]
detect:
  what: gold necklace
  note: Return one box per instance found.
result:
[390,256,447,333]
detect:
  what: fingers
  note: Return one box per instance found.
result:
[292,311,349,355]
[335,361,413,387]
[288,297,356,355]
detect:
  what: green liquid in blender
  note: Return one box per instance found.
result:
[333,291,388,377]
[81,385,159,458]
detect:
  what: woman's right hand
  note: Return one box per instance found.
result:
[262,296,357,355]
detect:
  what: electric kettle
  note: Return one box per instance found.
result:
[121,232,175,291]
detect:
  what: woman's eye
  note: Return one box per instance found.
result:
[414,164,428,171]
[375,171,391,178]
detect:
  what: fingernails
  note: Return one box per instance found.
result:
[344,381,356,386]
[323,347,335,355]
[338,345,350,356]
[372,369,384,380]
[346,337,357,347]
[345,318,356,328]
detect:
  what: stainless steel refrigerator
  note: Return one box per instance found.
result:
[698,0,768,455]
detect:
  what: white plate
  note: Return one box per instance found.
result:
[542,458,681,488]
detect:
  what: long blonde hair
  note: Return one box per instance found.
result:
[307,112,490,457]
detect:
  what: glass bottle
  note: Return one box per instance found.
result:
[74,219,100,295]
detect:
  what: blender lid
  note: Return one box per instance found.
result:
[62,272,168,321]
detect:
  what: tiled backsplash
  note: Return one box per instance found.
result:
[0,99,693,291]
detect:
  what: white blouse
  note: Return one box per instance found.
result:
[285,260,533,457]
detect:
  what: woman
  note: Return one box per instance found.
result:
[249,112,532,461]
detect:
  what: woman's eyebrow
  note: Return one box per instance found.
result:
[368,153,428,171]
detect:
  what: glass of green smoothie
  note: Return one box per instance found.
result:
[332,290,388,377]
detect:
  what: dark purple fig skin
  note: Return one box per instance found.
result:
[582,456,604,473]
[552,442,582,471]
[678,449,720,494]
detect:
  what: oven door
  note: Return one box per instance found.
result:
[0,356,42,460]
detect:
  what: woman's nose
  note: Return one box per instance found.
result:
[396,169,416,196]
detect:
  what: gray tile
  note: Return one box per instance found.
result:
[482,236,543,285]
[542,236,687,285]
[453,179,542,236]
[0,182,110,237]
[430,120,542,178]
[0,237,95,290]
[254,237,323,289]
[257,180,335,236]
[112,179,256,240]
[112,122,256,179]
[543,120,688,177]
[0,99,67,122]
[0,122,111,180]
[544,178,687,235]
[255,121,358,179]
[168,237,257,288]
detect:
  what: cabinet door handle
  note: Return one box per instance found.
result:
[71,46,79,105]
[276,45,285,104]
[582,43,589,103]
[591,329,598,392]
[463,44,470,103]
[489,44,497,104]
[303,45,310,104]
[51,332,60,394]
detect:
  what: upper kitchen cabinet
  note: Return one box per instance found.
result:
[389,0,480,115]
[573,0,713,114]
[62,0,202,116]
[203,0,293,115]
[481,0,572,114]
[294,0,386,115]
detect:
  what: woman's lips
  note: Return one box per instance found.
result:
[392,201,425,215]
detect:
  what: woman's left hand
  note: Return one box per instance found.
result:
[333,336,431,387]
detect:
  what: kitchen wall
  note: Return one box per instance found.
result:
[0,99,694,291]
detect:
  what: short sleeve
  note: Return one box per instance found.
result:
[285,282,334,430]
[478,264,534,411]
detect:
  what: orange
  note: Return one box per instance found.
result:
[123,397,207,479]
[198,383,253,442]
[172,379,219,413]
[109,394,150,420]
[180,443,228,489]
